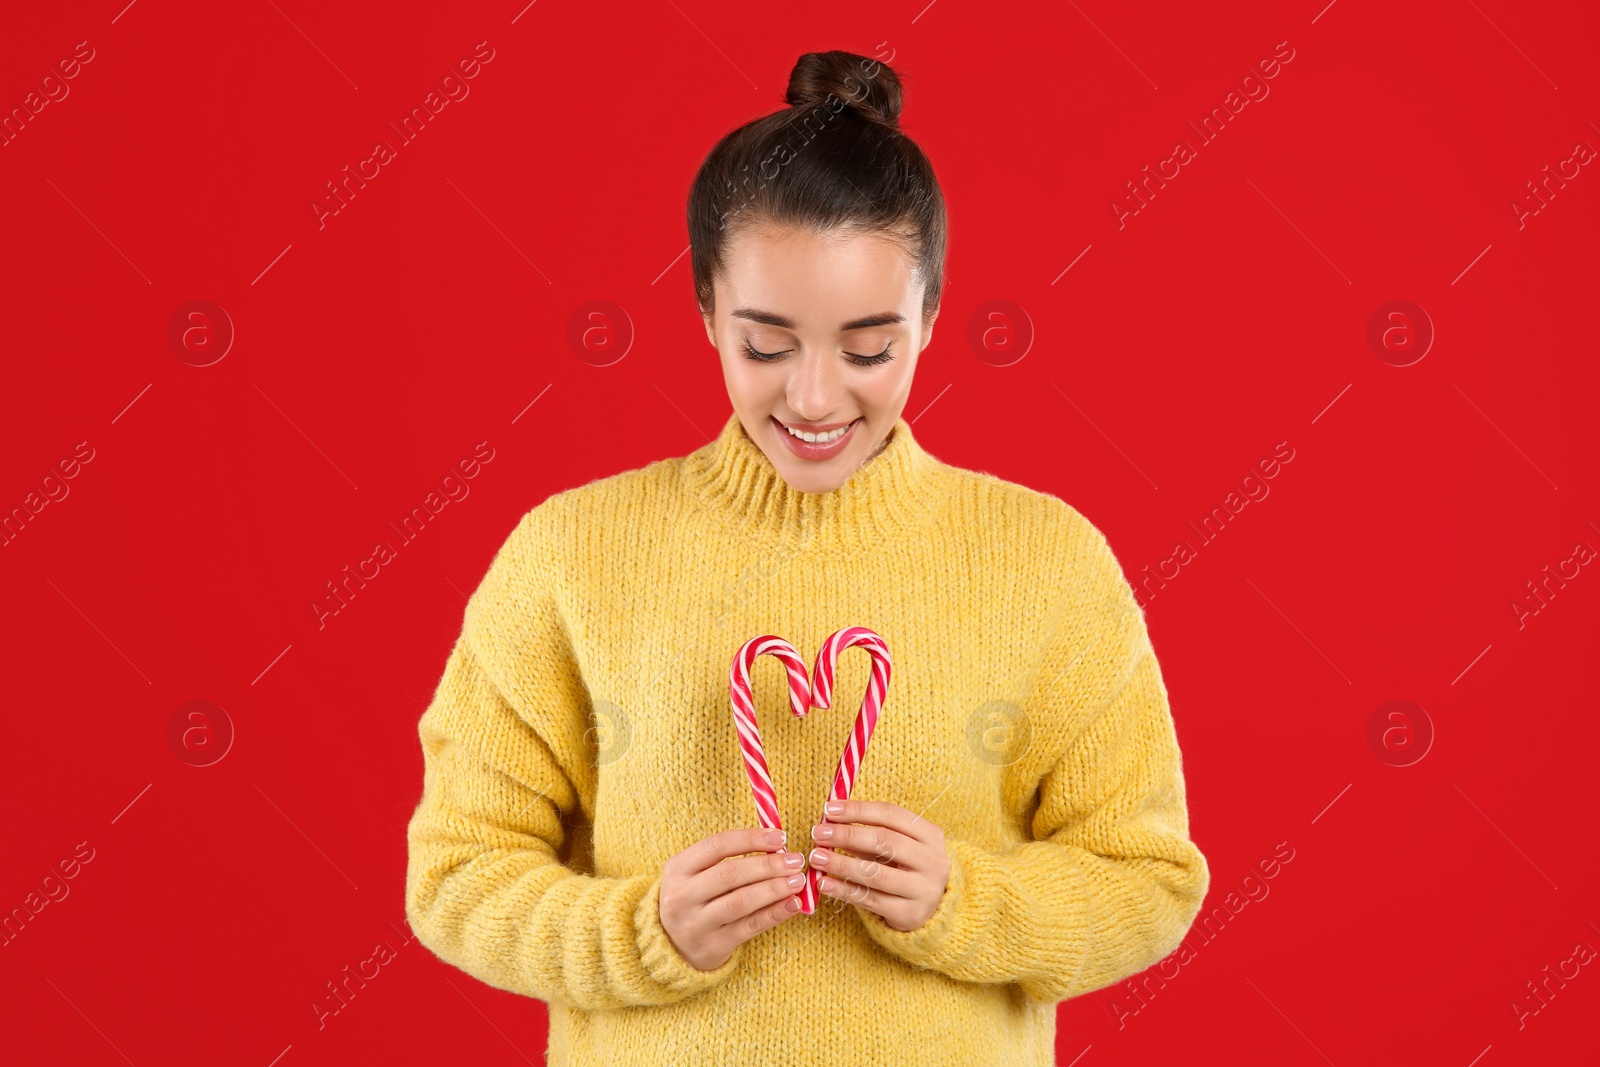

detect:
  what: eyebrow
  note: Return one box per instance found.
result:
[730,307,906,332]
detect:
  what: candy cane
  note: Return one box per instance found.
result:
[805,626,893,912]
[728,634,812,876]
[728,627,892,915]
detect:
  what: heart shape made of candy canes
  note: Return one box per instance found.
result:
[728,626,892,914]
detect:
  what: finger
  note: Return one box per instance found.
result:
[820,798,942,845]
[707,867,809,931]
[807,846,917,899]
[680,826,788,876]
[731,888,806,943]
[816,874,915,925]
[812,820,923,869]
[682,849,806,909]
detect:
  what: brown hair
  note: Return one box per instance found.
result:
[687,50,948,325]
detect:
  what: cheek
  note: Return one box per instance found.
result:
[860,358,914,408]
[721,351,780,403]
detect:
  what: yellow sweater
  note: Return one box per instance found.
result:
[404,412,1209,1066]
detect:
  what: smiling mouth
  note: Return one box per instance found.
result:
[780,419,857,444]
[771,416,862,459]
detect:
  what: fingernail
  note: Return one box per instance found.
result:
[784,896,802,912]
[826,801,844,816]
[787,873,805,887]
[784,852,803,868]
[767,829,786,847]
[809,848,829,867]
[812,824,833,840]
[819,877,835,892]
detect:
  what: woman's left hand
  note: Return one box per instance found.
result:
[809,798,951,931]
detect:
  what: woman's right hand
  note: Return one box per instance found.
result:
[659,826,809,971]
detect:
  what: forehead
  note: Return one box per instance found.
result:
[718,223,918,323]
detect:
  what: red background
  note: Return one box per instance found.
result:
[2,1,1597,1063]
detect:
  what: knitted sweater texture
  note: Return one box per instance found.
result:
[404,412,1210,1066]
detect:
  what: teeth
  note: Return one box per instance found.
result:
[785,421,852,444]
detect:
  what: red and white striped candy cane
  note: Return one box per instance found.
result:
[728,627,893,915]
[805,626,893,912]
[728,634,812,887]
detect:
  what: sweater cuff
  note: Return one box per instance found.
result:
[634,874,744,998]
[856,837,970,966]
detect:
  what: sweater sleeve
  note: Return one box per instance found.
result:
[856,517,1210,1004]
[403,513,745,1011]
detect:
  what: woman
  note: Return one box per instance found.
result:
[405,49,1209,1066]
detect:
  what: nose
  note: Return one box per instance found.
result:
[785,348,842,422]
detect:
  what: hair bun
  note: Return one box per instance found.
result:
[785,50,903,130]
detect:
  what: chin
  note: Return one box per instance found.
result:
[776,461,849,494]
[749,410,884,493]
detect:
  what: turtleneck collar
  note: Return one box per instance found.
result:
[682,412,941,553]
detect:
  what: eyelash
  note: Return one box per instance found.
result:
[742,339,895,366]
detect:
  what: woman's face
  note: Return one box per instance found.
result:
[702,222,937,494]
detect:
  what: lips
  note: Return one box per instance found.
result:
[780,419,856,434]
[773,415,861,460]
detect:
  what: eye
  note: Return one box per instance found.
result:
[742,339,789,362]
[847,341,895,367]
[740,339,897,366]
